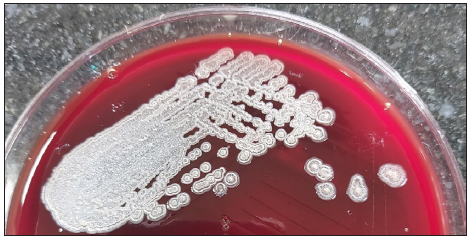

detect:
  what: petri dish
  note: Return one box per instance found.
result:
[4,6,465,235]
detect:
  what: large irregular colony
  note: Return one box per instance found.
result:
[41,48,405,234]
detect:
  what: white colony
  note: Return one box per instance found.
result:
[223,171,240,188]
[164,183,181,196]
[217,147,229,158]
[315,164,334,182]
[199,162,212,173]
[143,202,167,221]
[213,171,240,198]
[305,157,336,200]
[41,47,336,233]
[189,168,201,179]
[315,182,337,201]
[213,182,228,197]
[191,167,226,195]
[377,163,407,188]
[188,148,202,161]
[166,192,190,211]
[200,142,212,153]
[304,157,334,181]
[304,158,322,177]
[346,174,369,203]
[181,173,193,185]
[274,129,287,141]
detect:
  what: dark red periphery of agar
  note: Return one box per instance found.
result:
[7,33,448,235]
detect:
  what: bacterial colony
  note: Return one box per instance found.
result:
[42,48,407,234]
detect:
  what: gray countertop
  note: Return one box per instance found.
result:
[4,4,466,179]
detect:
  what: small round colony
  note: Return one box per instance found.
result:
[181,173,193,185]
[315,182,337,201]
[190,168,201,178]
[304,158,322,177]
[217,147,229,159]
[200,142,212,153]
[200,162,212,173]
[223,171,240,188]
[377,163,407,188]
[275,129,287,141]
[315,164,334,182]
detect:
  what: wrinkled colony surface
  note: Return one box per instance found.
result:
[8,34,447,235]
